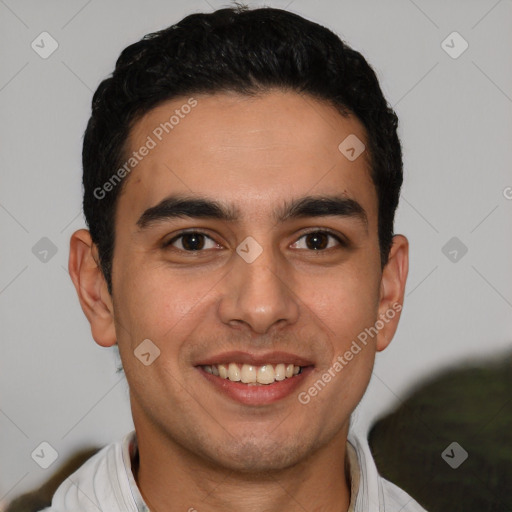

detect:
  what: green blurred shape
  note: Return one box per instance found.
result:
[368,352,512,511]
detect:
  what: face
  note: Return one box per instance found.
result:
[71,90,408,473]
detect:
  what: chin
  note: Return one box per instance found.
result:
[202,435,313,474]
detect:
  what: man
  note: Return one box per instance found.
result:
[42,5,426,511]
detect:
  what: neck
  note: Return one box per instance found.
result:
[132,422,352,512]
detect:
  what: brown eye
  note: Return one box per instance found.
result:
[165,232,218,251]
[291,231,344,251]
[305,232,329,250]
[181,233,205,250]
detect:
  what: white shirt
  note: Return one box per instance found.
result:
[38,430,427,512]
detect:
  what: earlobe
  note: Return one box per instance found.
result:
[68,229,117,348]
[376,234,409,352]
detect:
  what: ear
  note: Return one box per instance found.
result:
[68,229,117,348]
[375,234,409,352]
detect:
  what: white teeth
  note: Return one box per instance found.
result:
[275,363,286,381]
[257,365,275,384]
[218,364,228,379]
[228,363,241,382]
[203,362,303,385]
[241,364,257,383]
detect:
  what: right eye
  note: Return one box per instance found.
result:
[163,231,221,252]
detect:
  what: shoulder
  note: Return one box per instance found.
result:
[38,432,134,512]
[380,477,428,512]
[347,429,428,512]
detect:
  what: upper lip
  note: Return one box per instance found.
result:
[195,351,314,367]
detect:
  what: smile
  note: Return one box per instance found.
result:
[201,363,302,385]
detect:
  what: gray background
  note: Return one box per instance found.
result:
[1,0,511,506]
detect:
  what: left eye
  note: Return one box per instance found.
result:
[166,232,219,251]
[291,231,343,251]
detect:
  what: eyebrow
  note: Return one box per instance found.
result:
[136,194,368,231]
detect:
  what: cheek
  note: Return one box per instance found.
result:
[301,263,380,335]
[114,258,221,355]
[297,261,381,396]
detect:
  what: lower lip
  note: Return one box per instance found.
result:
[197,366,314,405]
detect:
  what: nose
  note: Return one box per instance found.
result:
[217,245,300,335]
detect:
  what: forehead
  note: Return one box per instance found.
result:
[118,90,377,226]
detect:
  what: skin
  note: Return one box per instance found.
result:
[69,90,408,512]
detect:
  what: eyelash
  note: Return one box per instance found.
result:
[163,229,347,252]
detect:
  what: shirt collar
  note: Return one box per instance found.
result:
[122,430,149,512]
[346,440,361,512]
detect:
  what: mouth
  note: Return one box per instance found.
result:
[194,352,314,405]
[201,362,303,385]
